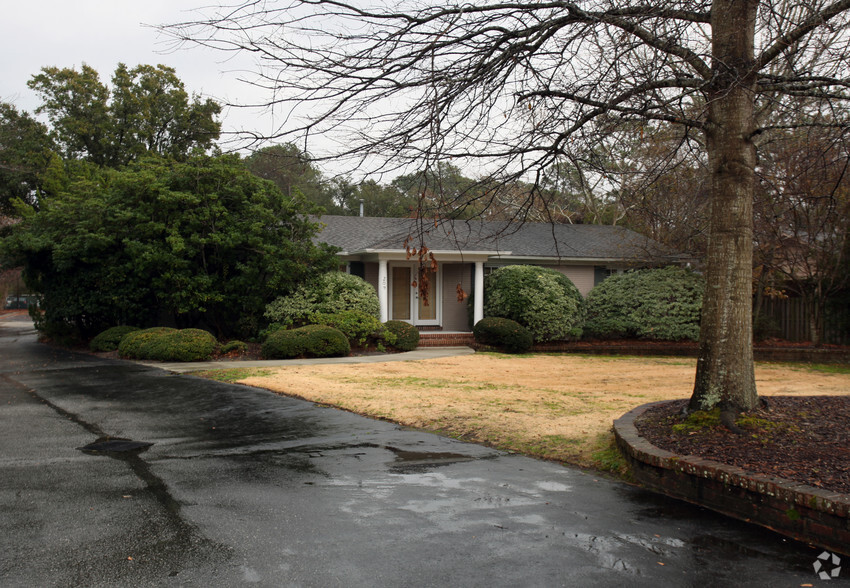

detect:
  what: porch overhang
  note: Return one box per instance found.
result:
[338,249,506,263]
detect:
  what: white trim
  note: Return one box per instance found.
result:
[378,260,388,323]
[473,261,484,326]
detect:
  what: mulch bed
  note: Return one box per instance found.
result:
[635,396,850,495]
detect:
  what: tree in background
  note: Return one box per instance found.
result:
[344,179,416,217]
[753,125,850,344]
[0,154,338,340]
[245,144,420,217]
[0,103,56,215]
[614,123,712,259]
[170,1,850,414]
[245,143,329,203]
[391,162,480,219]
[28,63,220,167]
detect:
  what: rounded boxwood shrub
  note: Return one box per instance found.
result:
[118,327,217,361]
[310,310,384,347]
[383,320,420,351]
[483,265,585,343]
[265,272,380,327]
[473,317,533,353]
[118,327,176,359]
[584,266,704,341]
[90,326,140,352]
[162,329,219,361]
[261,324,351,359]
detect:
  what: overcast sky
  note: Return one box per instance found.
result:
[0,1,285,155]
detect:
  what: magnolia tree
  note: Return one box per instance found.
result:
[168,1,850,414]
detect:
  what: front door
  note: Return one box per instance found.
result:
[390,265,440,326]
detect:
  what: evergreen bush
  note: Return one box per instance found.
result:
[383,320,420,351]
[310,310,384,347]
[473,317,533,353]
[118,327,176,359]
[220,340,248,354]
[117,327,217,361]
[265,272,380,327]
[261,324,351,359]
[89,325,140,352]
[584,266,704,341]
[483,265,585,342]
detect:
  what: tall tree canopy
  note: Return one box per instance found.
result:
[0,154,338,339]
[170,0,850,414]
[0,102,56,214]
[28,63,221,167]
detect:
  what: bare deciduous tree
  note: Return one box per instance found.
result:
[167,0,850,413]
[754,125,850,344]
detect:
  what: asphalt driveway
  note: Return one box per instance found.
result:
[0,319,841,587]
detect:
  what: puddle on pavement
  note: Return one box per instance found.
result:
[385,446,474,472]
[78,436,154,454]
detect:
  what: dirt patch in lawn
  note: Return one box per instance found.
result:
[228,353,850,470]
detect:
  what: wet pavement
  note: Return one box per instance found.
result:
[1,319,845,587]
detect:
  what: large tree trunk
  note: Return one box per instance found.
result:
[689,0,759,413]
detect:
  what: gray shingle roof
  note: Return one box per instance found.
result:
[314,215,684,263]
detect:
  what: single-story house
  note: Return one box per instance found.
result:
[315,215,688,337]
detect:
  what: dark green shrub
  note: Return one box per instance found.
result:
[484,265,585,342]
[220,340,248,354]
[157,329,218,362]
[383,320,420,351]
[265,272,380,327]
[118,327,176,359]
[117,327,217,361]
[473,317,533,353]
[310,310,384,347]
[89,326,140,352]
[752,313,780,342]
[261,324,351,359]
[584,266,704,341]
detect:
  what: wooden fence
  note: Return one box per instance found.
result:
[759,297,849,345]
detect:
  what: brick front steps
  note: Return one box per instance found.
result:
[418,332,476,347]
[613,401,850,556]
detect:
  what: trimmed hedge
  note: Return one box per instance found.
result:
[118,327,217,362]
[483,265,585,342]
[584,266,704,341]
[383,320,420,351]
[473,317,533,353]
[310,310,384,347]
[261,324,351,359]
[265,272,380,327]
[90,325,140,352]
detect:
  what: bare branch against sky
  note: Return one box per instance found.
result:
[166,1,850,413]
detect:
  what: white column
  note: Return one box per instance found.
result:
[378,259,389,323]
[473,261,485,326]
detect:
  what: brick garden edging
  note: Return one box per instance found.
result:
[613,401,850,556]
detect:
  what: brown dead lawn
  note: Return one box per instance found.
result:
[230,353,850,469]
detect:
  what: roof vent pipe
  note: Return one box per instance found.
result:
[359,199,365,217]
